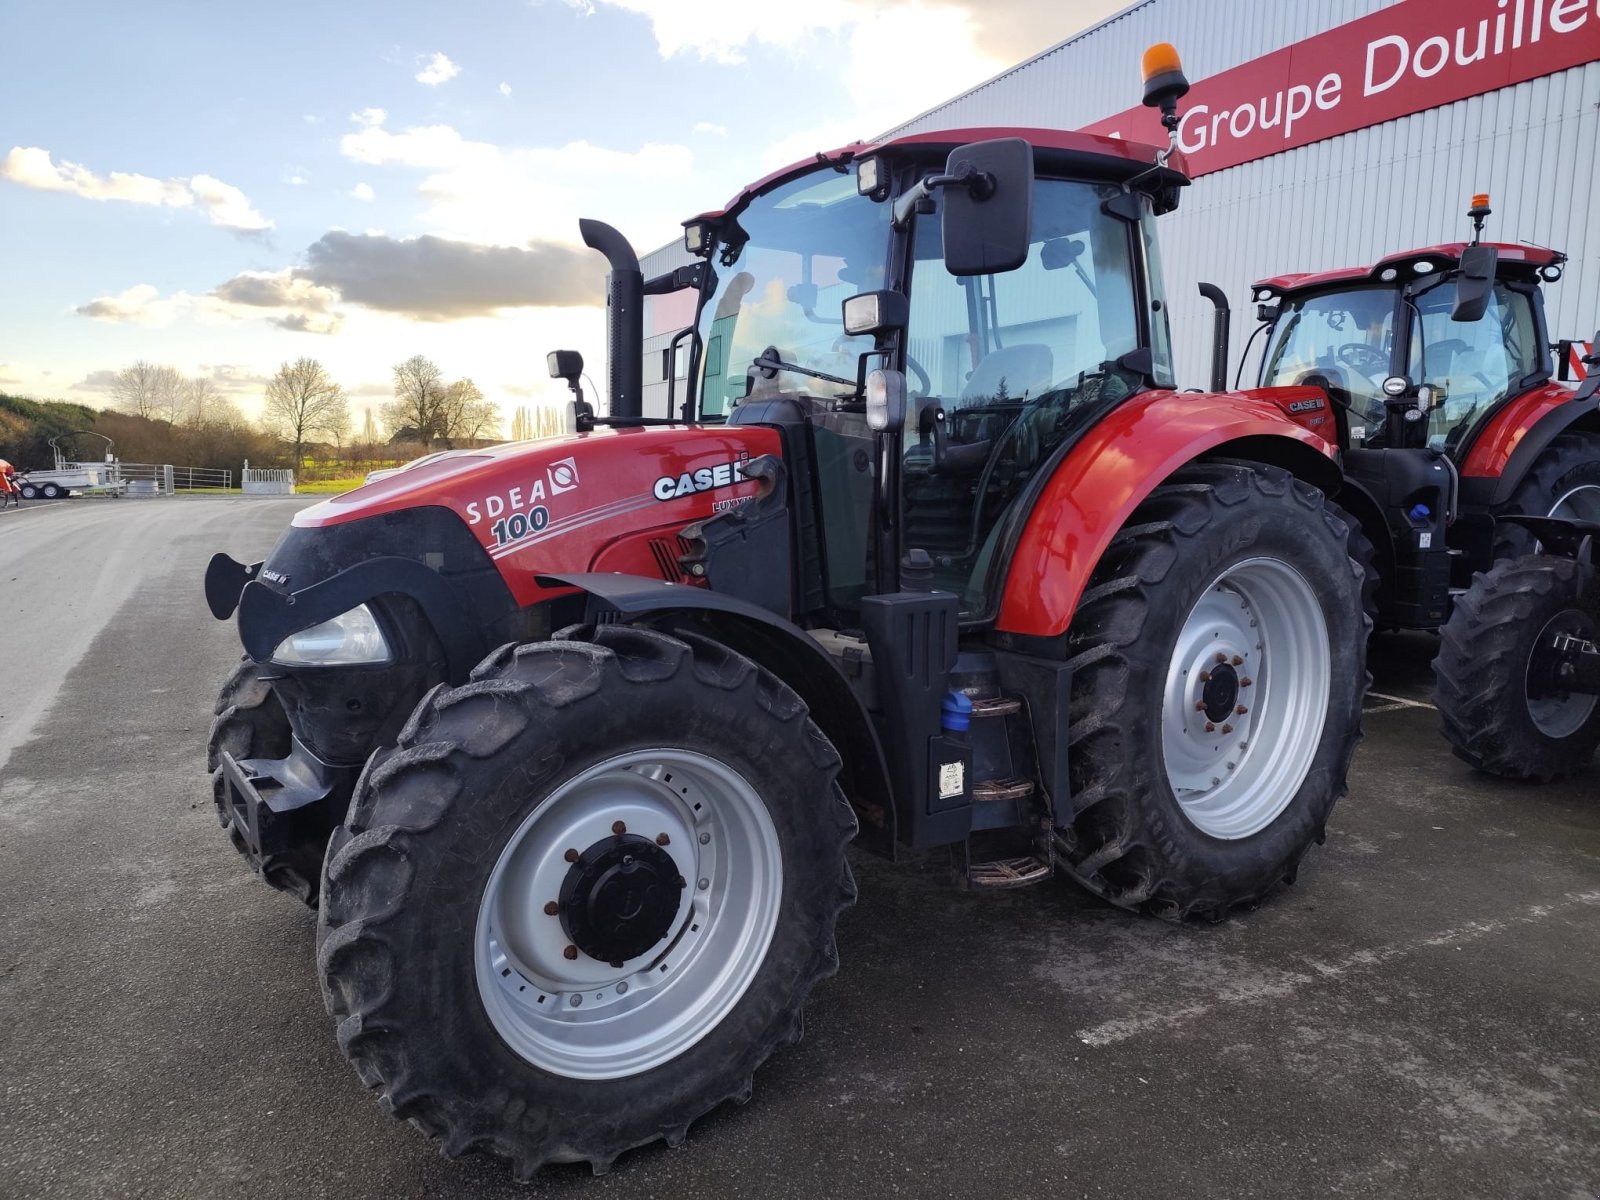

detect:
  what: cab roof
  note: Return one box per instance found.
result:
[694,127,1187,222]
[1255,242,1565,295]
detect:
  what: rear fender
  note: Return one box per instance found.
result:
[994,388,1343,639]
[1458,384,1600,506]
[538,572,897,856]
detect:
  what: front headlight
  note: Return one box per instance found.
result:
[271,604,391,666]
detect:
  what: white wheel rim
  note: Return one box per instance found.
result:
[1161,557,1332,840]
[1525,609,1599,738]
[474,748,782,1081]
[1548,483,1600,526]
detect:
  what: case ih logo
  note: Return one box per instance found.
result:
[653,456,749,501]
[547,458,579,494]
[1288,398,1325,413]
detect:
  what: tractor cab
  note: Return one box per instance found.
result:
[1251,197,1566,459]
[670,127,1183,619]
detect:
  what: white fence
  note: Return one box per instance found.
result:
[242,464,296,496]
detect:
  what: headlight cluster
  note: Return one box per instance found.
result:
[272,604,391,666]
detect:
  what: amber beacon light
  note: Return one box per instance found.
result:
[1141,42,1190,122]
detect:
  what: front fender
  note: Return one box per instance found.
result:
[538,572,898,855]
[994,388,1342,639]
[1458,384,1600,506]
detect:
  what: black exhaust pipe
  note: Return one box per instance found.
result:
[579,219,644,419]
[1197,282,1230,393]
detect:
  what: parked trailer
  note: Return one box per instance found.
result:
[17,432,127,499]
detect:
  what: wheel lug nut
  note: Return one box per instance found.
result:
[698,832,710,845]
[1231,655,1244,666]
[1198,671,1212,683]
[563,945,579,960]
[1195,701,1207,711]
[656,832,671,846]
[564,848,579,863]
[1222,723,1234,734]
[1241,677,1253,687]
[612,820,627,835]
[543,900,559,916]
[1215,652,1227,664]
[1236,704,1248,715]
[1204,722,1216,732]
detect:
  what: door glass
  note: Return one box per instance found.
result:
[902,179,1143,615]
[1408,282,1541,451]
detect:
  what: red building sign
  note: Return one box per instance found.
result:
[1085,0,1600,176]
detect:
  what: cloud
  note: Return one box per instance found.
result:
[76,284,173,325]
[211,269,339,313]
[188,174,272,232]
[353,107,387,128]
[351,182,375,201]
[198,364,273,393]
[1,146,272,231]
[499,81,512,96]
[272,311,345,334]
[416,52,460,85]
[76,270,342,333]
[693,121,728,136]
[73,369,121,392]
[338,110,692,244]
[295,230,602,320]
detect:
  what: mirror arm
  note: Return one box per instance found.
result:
[892,165,995,230]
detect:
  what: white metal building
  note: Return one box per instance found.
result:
[642,0,1597,406]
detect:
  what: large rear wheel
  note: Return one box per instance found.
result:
[1058,463,1368,920]
[1494,432,1600,557]
[1434,555,1600,782]
[316,625,856,1176]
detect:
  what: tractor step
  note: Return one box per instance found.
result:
[969,695,1022,718]
[967,855,1053,889]
[973,776,1034,803]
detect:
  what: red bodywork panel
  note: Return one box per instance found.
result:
[1458,383,1582,479]
[994,387,1339,639]
[293,427,781,606]
[1256,242,1563,295]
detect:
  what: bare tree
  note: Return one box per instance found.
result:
[262,357,349,465]
[383,355,448,443]
[111,361,184,422]
[181,374,233,427]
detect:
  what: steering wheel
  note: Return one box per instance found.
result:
[905,353,931,397]
[1336,343,1387,375]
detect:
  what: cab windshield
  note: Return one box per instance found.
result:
[1261,281,1544,448]
[695,171,891,418]
[1260,287,1398,430]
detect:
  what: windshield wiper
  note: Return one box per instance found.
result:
[751,350,857,391]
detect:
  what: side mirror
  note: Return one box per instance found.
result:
[1450,244,1499,322]
[941,138,1034,277]
[865,369,906,432]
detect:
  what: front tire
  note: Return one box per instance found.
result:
[316,625,856,1177]
[208,658,329,904]
[1059,463,1368,920]
[1434,555,1600,782]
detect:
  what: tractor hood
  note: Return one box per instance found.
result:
[210,424,782,673]
[293,425,781,602]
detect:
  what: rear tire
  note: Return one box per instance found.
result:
[1494,432,1600,557]
[207,658,326,904]
[1433,555,1600,782]
[316,625,856,1177]
[1058,463,1368,920]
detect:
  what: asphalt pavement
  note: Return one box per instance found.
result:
[0,497,1595,1199]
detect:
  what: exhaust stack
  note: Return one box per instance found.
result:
[1197,282,1231,393]
[579,219,644,419]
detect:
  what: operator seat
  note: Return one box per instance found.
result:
[957,343,1055,407]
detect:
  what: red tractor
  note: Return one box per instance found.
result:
[205,49,1367,1175]
[1233,200,1600,636]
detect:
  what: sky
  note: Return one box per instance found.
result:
[0,0,1127,432]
